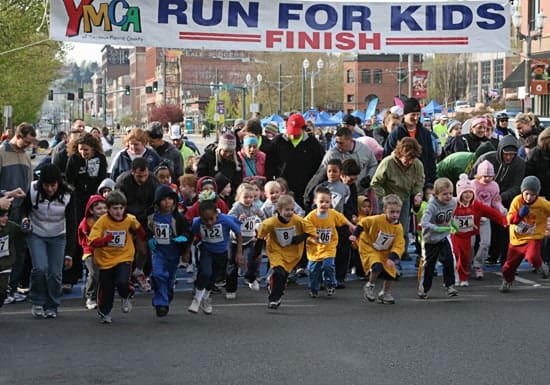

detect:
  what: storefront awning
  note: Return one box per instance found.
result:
[502,52,550,89]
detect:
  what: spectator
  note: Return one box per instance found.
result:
[146,121,184,180]
[384,98,436,184]
[374,110,400,147]
[463,117,490,153]
[110,128,161,181]
[265,114,324,208]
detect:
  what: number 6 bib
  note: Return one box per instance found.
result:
[106,231,126,248]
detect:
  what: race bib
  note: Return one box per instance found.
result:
[275,226,296,247]
[317,228,332,244]
[455,215,475,232]
[0,235,9,258]
[154,223,171,245]
[201,224,224,243]
[106,231,126,248]
[373,231,395,251]
[241,216,260,238]
[515,221,536,235]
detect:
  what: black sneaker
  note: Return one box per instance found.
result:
[268,299,281,309]
[155,306,169,317]
[336,281,346,289]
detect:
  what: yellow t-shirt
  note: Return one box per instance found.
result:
[89,213,142,270]
[508,195,550,246]
[257,214,316,273]
[305,209,348,261]
[357,214,404,278]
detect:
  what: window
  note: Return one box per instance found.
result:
[361,69,371,83]
[481,61,491,91]
[346,94,355,102]
[373,69,383,84]
[493,58,503,88]
[346,69,355,84]
[469,63,478,104]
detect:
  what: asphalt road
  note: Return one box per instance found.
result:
[2,270,550,385]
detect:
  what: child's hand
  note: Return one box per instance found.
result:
[351,215,358,224]
[435,226,451,233]
[349,235,357,243]
[414,193,423,206]
[519,205,529,218]
[386,259,395,269]
[148,238,157,251]
[494,194,502,203]
[348,224,356,234]
[239,214,247,222]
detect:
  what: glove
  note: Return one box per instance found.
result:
[148,238,157,251]
[359,176,371,189]
[450,220,459,234]
[435,226,451,233]
[103,233,114,243]
[518,205,529,218]
[173,235,188,243]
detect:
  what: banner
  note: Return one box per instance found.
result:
[412,70,429,99]
[50,1,510,54]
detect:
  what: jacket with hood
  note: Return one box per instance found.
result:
[114,171,159,226]
[437,141,495,185]
[147,185,190,255]
[469,135,525,207]
[97,178,115,195]
[525,128,550,199]
[78,195,106,259]
[196,146,243,199]
[184,176,228,222]
[152,140,184,179]
[109,147,161,181]
[65,152,107,212]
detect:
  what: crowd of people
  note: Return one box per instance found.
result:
[1,96,550,323]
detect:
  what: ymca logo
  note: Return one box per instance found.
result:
[63,0,142,37]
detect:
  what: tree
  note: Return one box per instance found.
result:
[0,1,64,126]
[149,105,183,126]
[424,54,469,107]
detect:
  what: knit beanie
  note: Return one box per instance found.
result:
[264,122,279,138]
[477,160,495,177]
[39,164,63,184]
[218,132,236,151]
[520,175,541,194]
[447,120,461,133]
[403,98,421,115]
[456,173,476,200]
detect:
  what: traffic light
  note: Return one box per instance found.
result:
[124,86,130,95]
[48,90,53,101]
[145,86,153,94]
[67,92,74,101]
[78,88,84,99]
[152,81,158,92]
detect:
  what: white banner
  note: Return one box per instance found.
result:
[51,0,510,54]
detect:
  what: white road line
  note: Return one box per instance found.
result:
[493,271,539,285]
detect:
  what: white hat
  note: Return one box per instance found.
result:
[390,105,403,116]
[170,124,182,140]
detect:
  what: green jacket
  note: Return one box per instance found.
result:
[371,153,425,202]
[0,221,19,272]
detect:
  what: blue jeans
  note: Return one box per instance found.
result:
[308,258,336,293]
[27,234,66,310]
[150,251,179,307]
[226,242,257,293]
[196,245,228,291]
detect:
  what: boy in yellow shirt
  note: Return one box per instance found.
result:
[349,194,405,304]
[255,195,316,309]
[305,187,355,297]
[89,191,147,323]
[501,176,550,292]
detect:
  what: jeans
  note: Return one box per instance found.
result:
[473,218,490,268]
[98,262,134,316]
[226,243,257,293]
[84,256,99,301]
[196,245,228,291]
[150,251,179,307]
[27,233,66,310]
[308,258,336,293]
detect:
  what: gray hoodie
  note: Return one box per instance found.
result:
[421,196,457,244]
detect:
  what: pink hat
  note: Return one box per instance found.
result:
[286,114,305,136]
[477,160,495,177]
[456,173,475,200]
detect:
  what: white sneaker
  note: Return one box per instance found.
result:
[377,291,395,304]
[447,286,459,297]
[186,264,194,273]
[121,297,132,313]
[200,297,212,315]
[363,283,376,302]
[188,297,200,313]
[499,280,512,293]
[86,299,97,310]
[540,263,549,279]
[13,292,27,302]
[248,280,260,291]
[98,311,112,324]
[459,280,469,287]
[225,292,236,300]
[31,305,45,318]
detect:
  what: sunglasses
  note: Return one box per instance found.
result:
[499,119,508,122]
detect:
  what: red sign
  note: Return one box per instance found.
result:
[531,80,549,95]
[412,70,429,99]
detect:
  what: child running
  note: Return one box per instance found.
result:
[188,200,242,314]
[0,207,21,310]
[350,194,404,304]
[77,194,107,310]
[147,185,190,317]
[500,176,550,292]
[226,183,265,299]
[89,191,147,323]
[305,187,355,297]
[452,174,507,287]
[255,195,316,309]
[418,177,459,299]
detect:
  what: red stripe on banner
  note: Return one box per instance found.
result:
[386,37,468,45]
[179,32,261,42]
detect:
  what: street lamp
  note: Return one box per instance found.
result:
[512,6,547,112]
[245,73,262,117]
[210,81,223,140]
[303,58,324,110]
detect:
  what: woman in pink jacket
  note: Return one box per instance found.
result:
[238,134,266,184]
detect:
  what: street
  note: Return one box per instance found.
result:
[2,267,549,385]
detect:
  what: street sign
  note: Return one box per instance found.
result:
[216,100,225,115]
[214,113,220,122]
[250,103,259,113]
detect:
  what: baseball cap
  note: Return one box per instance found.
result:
[170,125,182,140]
[286,114,305,136]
